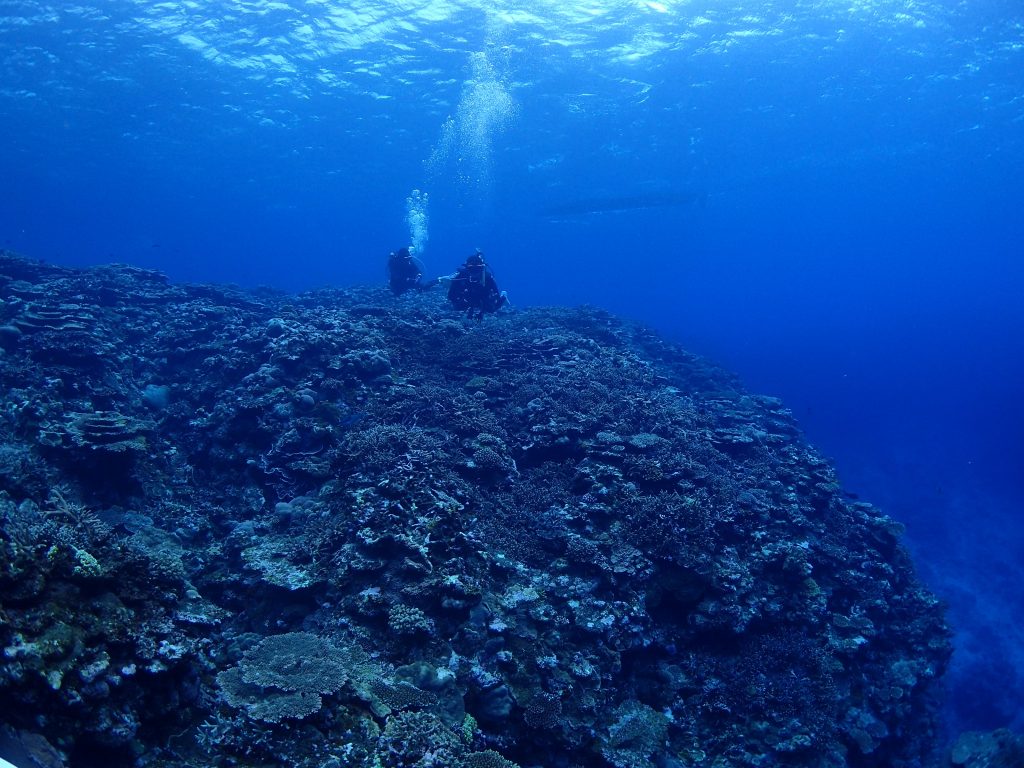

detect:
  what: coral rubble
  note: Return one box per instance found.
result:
[0,250,954,767]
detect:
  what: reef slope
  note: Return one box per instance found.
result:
[0,251,949,767]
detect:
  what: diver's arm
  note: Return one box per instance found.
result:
[436,271,458,285]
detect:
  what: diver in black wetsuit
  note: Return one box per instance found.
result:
[387,246,427,295]
[445,250,508,320]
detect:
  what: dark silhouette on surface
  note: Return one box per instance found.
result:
[540,189,703,219]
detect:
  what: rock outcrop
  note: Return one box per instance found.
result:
[0,251,951,767]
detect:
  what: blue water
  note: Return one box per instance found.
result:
[2,0,1022,738]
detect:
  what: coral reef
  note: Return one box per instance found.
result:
[0,250,961,767]
[946,729,1024,768]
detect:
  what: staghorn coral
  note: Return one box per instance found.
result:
[377,710,463,768]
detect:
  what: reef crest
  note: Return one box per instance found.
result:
[0,251,951,767]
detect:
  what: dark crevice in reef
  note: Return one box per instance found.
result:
[0,249,994,767]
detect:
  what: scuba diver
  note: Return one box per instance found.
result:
[387,246,428,295]
[445,250,508,320]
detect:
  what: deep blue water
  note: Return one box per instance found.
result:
[2,0,1022,739]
